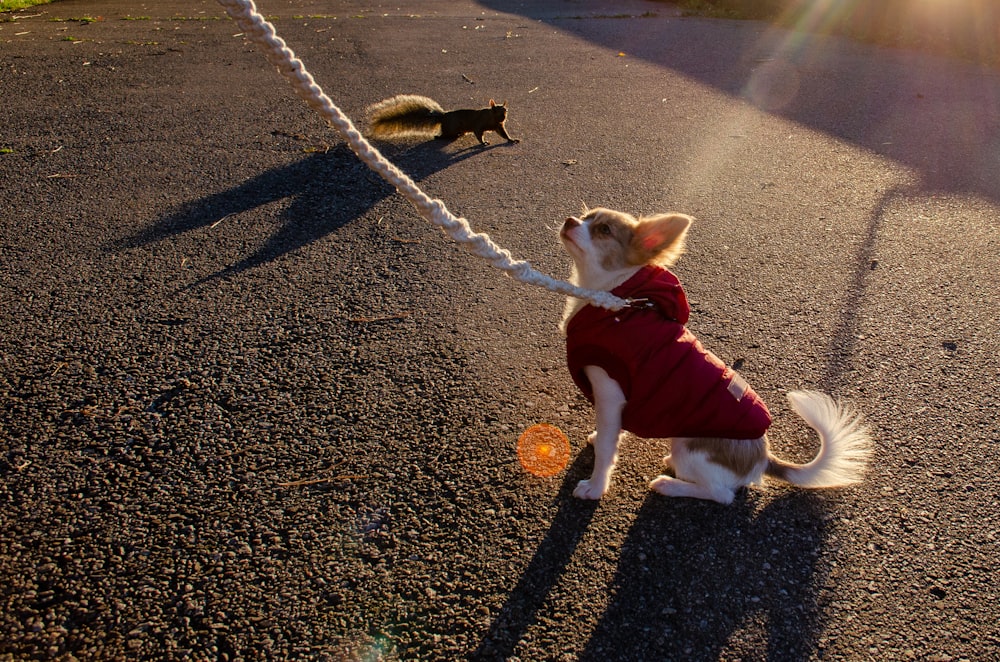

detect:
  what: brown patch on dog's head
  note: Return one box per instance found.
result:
[579,208,639,271]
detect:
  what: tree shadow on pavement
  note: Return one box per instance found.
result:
[114,140,495,282]
[481,1,1000,203]
[580,491,832,661]
[471,450,600,661]
[820,184,910,394]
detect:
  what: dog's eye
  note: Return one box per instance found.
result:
[594,224,612,236]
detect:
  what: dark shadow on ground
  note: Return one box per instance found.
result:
[480,0,1000,202]
[580,491,831,661]
[820,185,913,392]
[471,450,600,661]
[473,450,832,661]
[115,139,502,281]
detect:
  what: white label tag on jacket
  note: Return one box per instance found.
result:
[727,372,749,402]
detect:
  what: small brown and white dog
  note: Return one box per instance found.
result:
[559,207,872,504]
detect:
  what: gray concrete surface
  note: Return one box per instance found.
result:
[2,0,998,659]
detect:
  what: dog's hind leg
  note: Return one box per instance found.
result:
[650,475,736,504]
[652,438,747,504]
[651,440,736,503]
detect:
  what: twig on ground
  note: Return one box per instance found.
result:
[348,312,410,324]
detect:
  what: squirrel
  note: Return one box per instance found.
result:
[366,94,520,146]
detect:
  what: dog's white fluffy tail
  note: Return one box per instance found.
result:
[766,390,873,488]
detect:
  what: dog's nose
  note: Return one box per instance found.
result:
[563,216,581,230]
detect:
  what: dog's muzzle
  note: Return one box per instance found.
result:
[561,216,582,238]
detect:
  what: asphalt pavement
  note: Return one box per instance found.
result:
[2,0,999,659]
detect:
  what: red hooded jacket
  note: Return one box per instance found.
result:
[565,265,772,439]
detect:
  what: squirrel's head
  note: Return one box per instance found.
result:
[489,99,508,121]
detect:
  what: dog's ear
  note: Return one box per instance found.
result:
[628,213,692,266]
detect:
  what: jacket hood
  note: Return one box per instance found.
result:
[612,265,690,325]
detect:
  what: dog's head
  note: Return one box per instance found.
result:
[559,207,692,289]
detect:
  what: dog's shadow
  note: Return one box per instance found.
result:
[474,467,832,661]
[113,139,495,282]
[579,491,832,661]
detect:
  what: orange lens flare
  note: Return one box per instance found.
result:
[517,424,570,477]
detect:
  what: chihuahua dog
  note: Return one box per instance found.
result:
[559,207,872,504]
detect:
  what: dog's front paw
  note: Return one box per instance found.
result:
[586,431,598,446]
[573,478,608,500]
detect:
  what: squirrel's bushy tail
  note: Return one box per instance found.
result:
[766,390,872,488]
[367,94,445,138]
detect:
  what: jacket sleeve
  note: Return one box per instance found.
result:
[567,342,632,403]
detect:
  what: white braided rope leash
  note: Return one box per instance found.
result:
[215,0,627,311]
